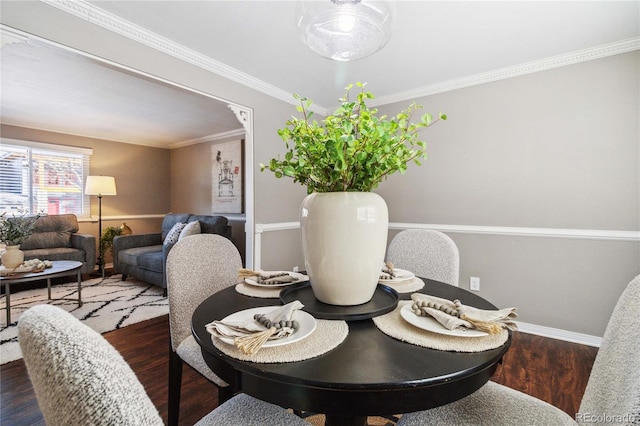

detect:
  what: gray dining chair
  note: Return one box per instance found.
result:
[397,273,640,425]
[386,229,460,286]
[18,304,308,426]
[166,233,243,426]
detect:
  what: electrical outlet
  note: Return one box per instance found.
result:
[470,277,480,291]
[293,266,299,272]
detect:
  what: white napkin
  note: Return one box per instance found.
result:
[411,293,517,334]
[239,269,298,285]
[410,294,473,330]
[206,300,304,354]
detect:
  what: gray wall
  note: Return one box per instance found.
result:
[375,52,640,336]
[378,52,638,230]
[170,137,247,262]
[261,51,640,337]
[2,2,638,337]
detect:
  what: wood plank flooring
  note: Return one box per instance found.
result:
[1,315,598,425]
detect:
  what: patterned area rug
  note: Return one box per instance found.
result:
[0,274,168,365]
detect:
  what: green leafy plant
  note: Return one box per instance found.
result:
[0,209,43,246]
[99,226,122,268]
[100,226,122,257]
[261,82,446,193]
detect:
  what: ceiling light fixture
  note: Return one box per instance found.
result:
[296,0,394,61]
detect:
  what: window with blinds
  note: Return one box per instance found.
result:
[0,139,92,217]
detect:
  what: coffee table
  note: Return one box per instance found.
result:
[1,260,83,324]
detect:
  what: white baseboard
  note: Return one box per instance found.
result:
[516,321,601,347]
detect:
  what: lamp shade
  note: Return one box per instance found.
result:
[297,0,394,61]
[84,176,117,196]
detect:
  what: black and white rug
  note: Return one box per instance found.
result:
[0,274,168,365]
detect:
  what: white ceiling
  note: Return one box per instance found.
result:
[1,1,639,149]
[0,38,243,148]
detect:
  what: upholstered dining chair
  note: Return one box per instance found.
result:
[166,233,243,426]
[386,229,460,286]
[397,273,640,425]
[17,304,308,426]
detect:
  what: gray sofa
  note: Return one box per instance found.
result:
[113,213,232,293]
[20,214,96,275]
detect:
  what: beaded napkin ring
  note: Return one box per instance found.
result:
[234,314,299,354]
[411,299,502,334]
[379,261,397,280]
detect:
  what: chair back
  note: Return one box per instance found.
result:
[578,274,640,422]
[18,304,163,425]
[386,229,460,286]
[166,233,242,351]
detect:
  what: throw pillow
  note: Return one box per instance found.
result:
[179,220,201,240]
[164,222,186,245]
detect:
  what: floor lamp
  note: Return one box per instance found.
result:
[85,176,117,277]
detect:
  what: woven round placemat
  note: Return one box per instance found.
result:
[383,277,425,294]
[373,301,508,352]
[235,283,281,298]
[212,319,348,363]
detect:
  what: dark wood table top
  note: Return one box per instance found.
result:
[192,278,512,424]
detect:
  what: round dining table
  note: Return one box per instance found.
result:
[192,278,512,426]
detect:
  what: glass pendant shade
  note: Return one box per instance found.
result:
[297,0,394,61]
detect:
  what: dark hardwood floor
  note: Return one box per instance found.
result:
[1,315,598,425]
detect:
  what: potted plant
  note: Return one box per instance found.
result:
[99,226,122,273]
[262,82,445,305]
[0,210,43,268]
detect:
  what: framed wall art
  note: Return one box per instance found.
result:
[212,140,243,214]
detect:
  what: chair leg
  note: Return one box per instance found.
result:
[168,349,183,426]
[218,383,234,404]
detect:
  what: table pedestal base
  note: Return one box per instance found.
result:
[324,415,367,426]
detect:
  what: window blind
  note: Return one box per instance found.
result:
[0,139,92,217]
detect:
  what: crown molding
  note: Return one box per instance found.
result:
[1,26,29,48]
[40,0,325,116]
[42,0,638,114]
[168,128,246,150]
[371,37,640,107]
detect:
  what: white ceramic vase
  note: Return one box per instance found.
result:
[300,192,389,305]
[1,245,24,268]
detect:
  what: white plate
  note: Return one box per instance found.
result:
[400,304,488,338]
[378,268,415,284]
[244,271,308,288]
[217,306,317,348]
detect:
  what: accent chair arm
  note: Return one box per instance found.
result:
[70,233,97,275]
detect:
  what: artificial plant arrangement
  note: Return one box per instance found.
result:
[0,210,43,246]
[261,82,446,193]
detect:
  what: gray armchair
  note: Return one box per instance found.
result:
[113,213,232,294]
[20,214,96,275]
